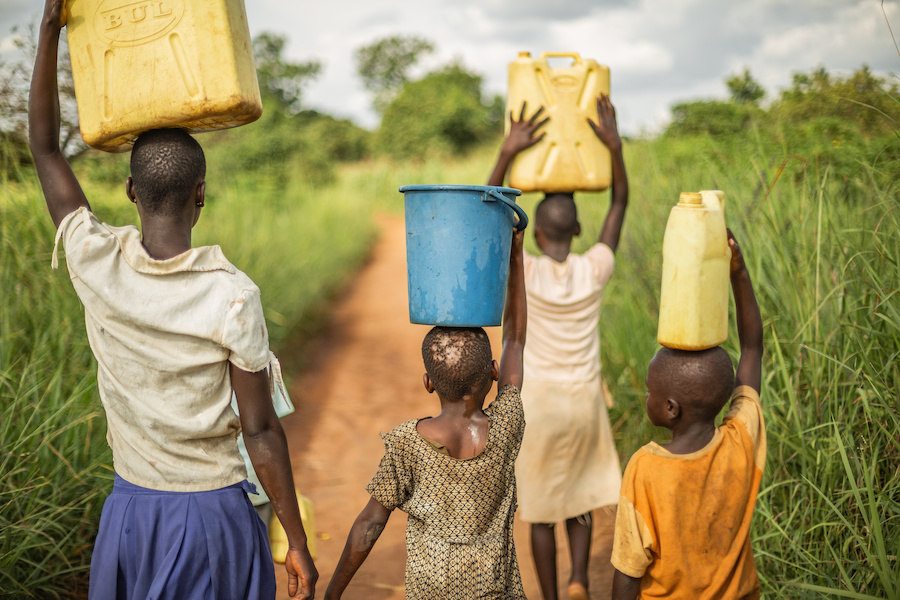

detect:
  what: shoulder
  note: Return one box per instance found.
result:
[581,243,616,282]
[489,384,523,415]
[723,386,764,437]
[380,419,420,448]
[57,207,133,255]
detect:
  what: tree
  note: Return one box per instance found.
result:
[355,35,434,113]
[253,32,322,114]
[375,62,501,160]
[0,22,82,169]
[726,68,765,105]
[773,65,900,136]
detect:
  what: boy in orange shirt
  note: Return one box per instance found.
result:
[611,231,765,600]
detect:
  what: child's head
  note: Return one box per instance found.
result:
[129,129,206,217]
[646,346,735,428]
[534,193,580,246]
[421,327,495,401]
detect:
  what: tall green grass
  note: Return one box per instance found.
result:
[582,134,899,598]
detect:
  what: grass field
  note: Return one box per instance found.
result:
[1,127,897,597]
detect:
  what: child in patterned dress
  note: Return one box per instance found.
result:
[323,230,528,599]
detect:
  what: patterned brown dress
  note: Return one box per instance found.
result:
[366,384,527,599]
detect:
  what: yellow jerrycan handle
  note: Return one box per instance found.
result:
[538,51,584,65]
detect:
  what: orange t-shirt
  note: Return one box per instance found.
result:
[611,386,766,599]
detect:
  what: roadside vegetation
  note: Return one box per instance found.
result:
[1,22,897,600]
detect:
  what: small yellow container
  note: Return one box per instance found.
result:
[269,491,317,563]
[657,190,732,351]
[505,51,611,193]
[65,0,262,152]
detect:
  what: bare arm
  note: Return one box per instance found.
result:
[323,496,392,600]
[29,0,90,228]
[611,569,642,600]
[498,229,526,389]
[231,365,318,599]
[588,94,629,252]
[728,231,763,394]
[487,102,548,187]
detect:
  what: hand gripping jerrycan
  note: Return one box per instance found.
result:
[400,185,528,327]
[506,52,611,193]
[65,0,262,152]
[657,191,732,351]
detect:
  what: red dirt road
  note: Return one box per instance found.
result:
[275,214,615,599]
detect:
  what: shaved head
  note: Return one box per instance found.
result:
[651,346,735,420]
[535,193,578,242]
[422,327,492,400]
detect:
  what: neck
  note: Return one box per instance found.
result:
[139,215,193,260]
[665,419,717,454]
[539,239,572,262]
[438,393,486,419]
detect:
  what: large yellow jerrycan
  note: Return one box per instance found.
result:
[505,52,611,193]
[65,0,262,152]
[268,490,317,562]
[657,190,732,351]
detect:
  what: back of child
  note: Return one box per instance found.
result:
[487,95,628,600]
[324,231,528,599]
[29,2,317,597]
[611,232,765,600]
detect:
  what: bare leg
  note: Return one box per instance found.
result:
[566,512,593,590]
[531,522,559,600]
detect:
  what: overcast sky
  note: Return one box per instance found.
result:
[2,0,898,135]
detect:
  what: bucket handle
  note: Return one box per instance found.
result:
[485,188,529,231]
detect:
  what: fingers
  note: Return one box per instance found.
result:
[518,101,528,121]
[526,106,545,124]
[288,571,298,598]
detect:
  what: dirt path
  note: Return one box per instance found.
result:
[275,214,615,599]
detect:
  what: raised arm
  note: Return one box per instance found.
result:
[29,0,90,228]
[323,496,392,600]
[487,102,548,187]
[498,229,526,389]
[728,230,763,394]
[588,94,629,253]
[230,365,318,599]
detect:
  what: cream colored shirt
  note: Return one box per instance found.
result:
[53,208,270,492]
[523,243,615,382]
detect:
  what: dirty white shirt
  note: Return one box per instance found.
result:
[523,243,615,383]
[53,207,270,492]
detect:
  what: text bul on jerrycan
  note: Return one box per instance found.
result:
[657,190,732,351]
[505,51,611,193]
[65,0,262,152]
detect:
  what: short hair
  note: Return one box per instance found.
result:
[422,327,493,400]
[130,129,206,216]
[535,193,578,241]
[652,347,735,421]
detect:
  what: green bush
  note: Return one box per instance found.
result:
[375,63,502,160]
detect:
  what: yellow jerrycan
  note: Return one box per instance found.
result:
[505,51,611,193]
[657,190,731,351]
[65,0,262,152]
[268,490,318,562]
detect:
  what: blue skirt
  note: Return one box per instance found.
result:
[89,475,275,600]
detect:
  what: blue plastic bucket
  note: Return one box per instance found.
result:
[400,184,527,327]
